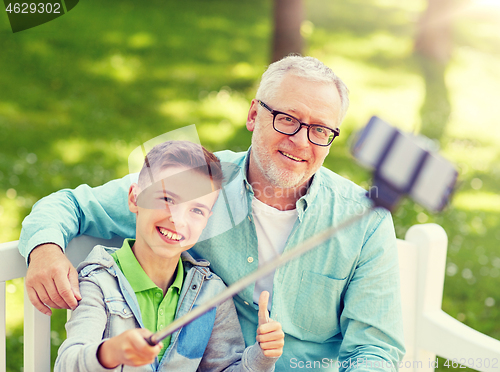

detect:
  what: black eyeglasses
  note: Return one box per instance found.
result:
[258,100,340,147]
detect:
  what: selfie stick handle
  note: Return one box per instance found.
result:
[145,207,374,346]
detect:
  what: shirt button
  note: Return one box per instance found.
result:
[159,324,164,329]
[123,308,127,314]
[247,257,254,263]
[159,309,164,316]
[247,216,252,222]
[245,184,250,190]
[244,301,249,306]
[155,293,161,297]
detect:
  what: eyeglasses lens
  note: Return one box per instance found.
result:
[274,113,333,146]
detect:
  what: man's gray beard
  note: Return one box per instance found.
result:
[251,136,306,189]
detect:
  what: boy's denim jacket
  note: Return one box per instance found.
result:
[55,245,276,372]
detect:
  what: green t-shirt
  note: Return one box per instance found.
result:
[111,239,184,360]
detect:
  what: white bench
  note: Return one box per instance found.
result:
[1,224,499,372]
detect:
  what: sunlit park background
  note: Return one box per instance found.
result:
[1,0,500,370]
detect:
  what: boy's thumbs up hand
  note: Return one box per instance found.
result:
[258,290,270,326]
[256,291,284,358]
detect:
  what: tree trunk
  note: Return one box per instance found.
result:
[415,0,453,64]
[271,0,304,62]
[414,0,454,142]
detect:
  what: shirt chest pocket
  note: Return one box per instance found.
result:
[292,271,346,339]
[107,299,134,317]
[105,298,136,336]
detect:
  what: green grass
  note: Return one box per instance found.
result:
[1,0,500,371]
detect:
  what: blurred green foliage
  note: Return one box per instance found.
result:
[1,0,499,371]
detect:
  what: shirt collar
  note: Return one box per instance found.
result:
[115,239,184,293]
[242,147,253,191]
[299,170,322,212]
[170,257,184,292]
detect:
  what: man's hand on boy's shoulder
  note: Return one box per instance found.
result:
[256,291,284,358]
[25,243,81,316]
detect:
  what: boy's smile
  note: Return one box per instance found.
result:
[157,226,183,242]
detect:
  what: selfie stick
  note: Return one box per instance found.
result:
[146,116,459,346]
[146,207,373,346]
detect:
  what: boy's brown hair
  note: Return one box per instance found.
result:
[138,141,223,191]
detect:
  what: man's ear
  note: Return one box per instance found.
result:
[128,183,140,213]
[246,99,259,132]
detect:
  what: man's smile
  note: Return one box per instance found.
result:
[279,151,305,162]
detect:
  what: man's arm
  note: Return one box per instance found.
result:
[20,174,137,260]
[26,243,81,315]
[20,174,137,314]
[339,210,405,372]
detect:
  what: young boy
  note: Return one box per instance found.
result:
[55,141,284,371]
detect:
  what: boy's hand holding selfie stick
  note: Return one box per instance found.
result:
[97,328,163,369]
[97,291,283,368]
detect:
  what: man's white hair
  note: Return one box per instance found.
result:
[255,55,349,127]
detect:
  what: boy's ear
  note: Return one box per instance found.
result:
[128,184,140,213]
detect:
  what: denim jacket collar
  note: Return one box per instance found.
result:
[78,246,211,279]
[76,246,217,350]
